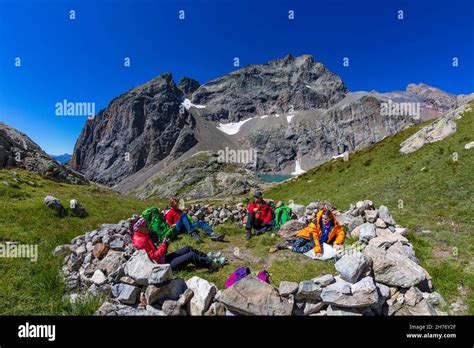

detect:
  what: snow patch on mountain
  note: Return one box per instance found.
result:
[291,159,306,175]
[216,118,254,135]
[182,98,206,110]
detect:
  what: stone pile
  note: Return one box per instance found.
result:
[55,200,447,316]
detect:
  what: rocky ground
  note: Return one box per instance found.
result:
[133,151,262,200]
[54,199,448,316]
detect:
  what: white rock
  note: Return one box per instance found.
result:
[186,276,217,315]
[91,269,107,285]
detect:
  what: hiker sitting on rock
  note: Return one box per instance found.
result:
[165,196,224,242]
[276,208,345,257]
[131,217,225,271]
[245,191,275,240]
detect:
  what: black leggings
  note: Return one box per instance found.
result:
[164,246,211,271]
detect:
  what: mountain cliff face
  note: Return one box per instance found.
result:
[0,122,87,184]
[192,54,348,122]
[71,54,468,194]
[71,73,198,186]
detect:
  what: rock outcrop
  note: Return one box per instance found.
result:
[133,151,262,200]
[400,99,473,154]
[71,73,197,186]
[0,122,88,184]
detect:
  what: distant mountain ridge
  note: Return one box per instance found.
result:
[50,153,72,164]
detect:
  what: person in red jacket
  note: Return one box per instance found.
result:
[165,196,224,242]
[245,191,275,240]
[131,217,224,271]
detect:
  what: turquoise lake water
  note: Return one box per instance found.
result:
[258,174,293,183]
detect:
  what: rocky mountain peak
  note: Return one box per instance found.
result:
[191,54,348,122]
[178,77,201,98]
[406,83,457,111]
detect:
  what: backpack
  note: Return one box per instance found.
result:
[225,266,251,288]
[141,207,175,243]
[256,270,271,284]
[274,205,292,229]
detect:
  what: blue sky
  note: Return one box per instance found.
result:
[0,0,473,155]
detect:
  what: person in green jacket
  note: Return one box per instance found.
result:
[141,207,175,244]
[274,201,292,230]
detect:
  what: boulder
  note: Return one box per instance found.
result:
[394,227,408,236]
[335,252,369,283]
[110,239,125,251]
[145,278,187,305]
[279,281,299,297]
[112,283,140,305]
[336,212,355,227]
[359,223,376,243]
[387,241,419,264]
[162,300,186,316]
[186,276,217,315]
[93,243,109,259]
[288,203,306,218]
[351,200,374,216]
[312,274,335,287]
[90,270,107,285]
[364,210,378,223]
[216,276,293,315]
[326,305,362,316]
[303,300,325,315]
[378,205,396,226]
[44,195,65,215]
[394,299,437,316]
[177,288,194,307]
[99,250,126,275]
[348,216,364,231]
[375,218,387,229]
[368,234,408,249]
[204,302,227,316]
[404,287,423,307]
[278,220,304,239]
[295,281,322,300]
[321,276,379,308]
[364,245,426,288]
[53,244,72,256]
[375,282,390,301]
[124,250,172,286]
[69,199,87,217]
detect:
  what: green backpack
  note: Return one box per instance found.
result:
[274,205,292,230]
[141,207,175,243]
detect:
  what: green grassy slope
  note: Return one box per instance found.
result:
[0,170,166,315]
[266,104,474,314]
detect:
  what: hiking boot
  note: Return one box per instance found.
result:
[276,241,290,250]
[210,232,225,242]
[245,230,252,240]
[213,256,226,266]
[209,261,223,272]
[191,232,202,242]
